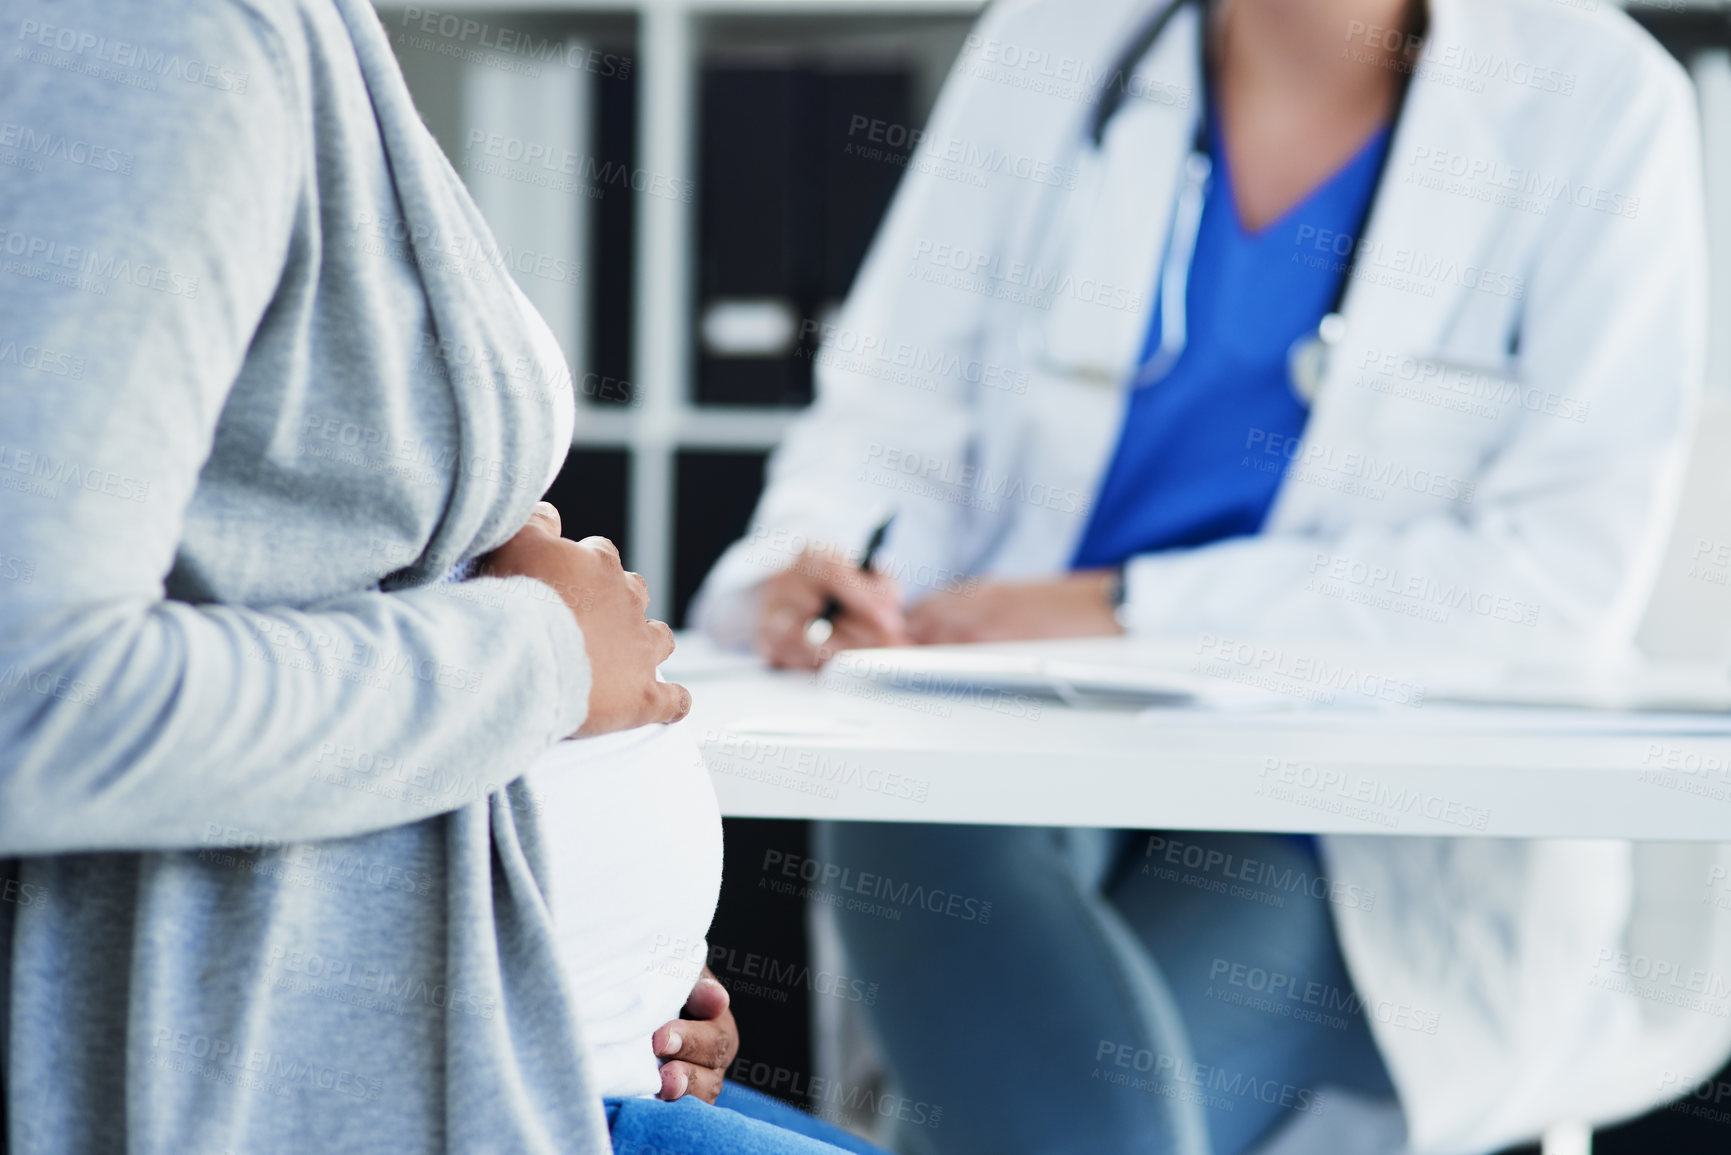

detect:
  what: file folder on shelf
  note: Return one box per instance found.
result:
[697,62,912,407]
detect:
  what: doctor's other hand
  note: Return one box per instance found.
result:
[484,502,691,736]
[907,573,1123,645]
[756,548,907,670]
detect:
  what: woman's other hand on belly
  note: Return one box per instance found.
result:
[652,969,739,1104]
[485,503,692,736]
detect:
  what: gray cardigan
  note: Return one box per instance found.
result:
[0,0,610,1149]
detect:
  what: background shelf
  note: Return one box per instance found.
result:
[384,0,976,621]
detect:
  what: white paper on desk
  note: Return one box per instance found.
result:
[1425,661,1731,715]
[1151,703,1731,735]
[660,632,764,680]
[827,642,1297,711]
[827,638,1731,720]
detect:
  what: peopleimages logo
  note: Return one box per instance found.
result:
[0,121,133,174]
[1193,635,1427,708]
[860,443,1090,518]
[0,228,199,298]
[651,934,882,1006]
[397,9,630,78]
[1403,146,1638,219]
[1,876,49,909]
[1257,757,1491,832]
[1355,348,1590,424]
[1206,958,1440,1035]
[801,319,1029,395]
[908,239,1145,314]
[706,730,930,803]
[0,443,155,502]
[1589,947,1731,1017]
[1093,1041,1328,1115]
[1306,552,1541,628]
[1293,226,1526,301]
[761,850,994,924]
[265,944,497,1020]
[0,663,100,708]
[1140,834,1376,910]
[728,1057,943,1130]
[200,824,435,898]
[463,130,693,203]
[149,1027,382,1101]
[241,610,487,695]
[0,339,84,379]
[843,115,1079,191]
[1343,21,1577,97]
[15,20,251,93]
[1243,429,1476,505]
[958,32,1191,110]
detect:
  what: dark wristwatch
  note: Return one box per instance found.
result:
[1105,564,1128,628]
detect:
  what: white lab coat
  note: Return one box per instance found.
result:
[692,0,1731,1150]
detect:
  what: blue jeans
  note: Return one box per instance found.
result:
[816,825,1394,1155]
[607,1082,889,1155]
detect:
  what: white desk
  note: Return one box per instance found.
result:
[674,647,1731,841]
[677,644,1696,1155]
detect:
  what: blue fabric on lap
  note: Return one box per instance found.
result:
[605,1085,888,1155]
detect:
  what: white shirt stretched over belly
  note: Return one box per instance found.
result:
[527,724,724,1100]
[514,279,720,1098]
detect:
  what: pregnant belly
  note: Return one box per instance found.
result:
[525,723,723,1099]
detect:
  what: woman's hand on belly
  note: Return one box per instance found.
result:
[485,503,692,736]
[651,969,739,1104]
[906,572,1123,645]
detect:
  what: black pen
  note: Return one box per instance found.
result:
[805,515,895,648]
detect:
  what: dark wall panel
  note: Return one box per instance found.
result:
[543,448,631,560]
[590,45,638,408]
[673,450,769,627]
[708,817,813,1109]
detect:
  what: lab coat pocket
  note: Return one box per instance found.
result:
[1021,153,1161,387]
[1020,98,1187,389]
[1351,352,1525,514]
[1367,350,1527,445]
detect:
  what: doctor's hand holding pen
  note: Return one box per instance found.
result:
[757,546,909,669]
[758,550,1124,666]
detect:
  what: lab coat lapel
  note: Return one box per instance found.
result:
[1328,0,1510,388]
[1272,0,1514,521]
[994,4,1203,575]
[1034,4,1202,383]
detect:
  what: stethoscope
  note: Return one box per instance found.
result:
[1033,0,1420,403]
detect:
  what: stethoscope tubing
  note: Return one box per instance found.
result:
[1026,0,1423,400]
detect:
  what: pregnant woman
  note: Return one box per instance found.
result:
[0,2,878,1152]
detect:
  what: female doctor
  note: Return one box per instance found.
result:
[694,0,1731,1152]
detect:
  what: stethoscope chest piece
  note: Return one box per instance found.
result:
[1286,311,1346,405]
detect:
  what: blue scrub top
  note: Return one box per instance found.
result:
[1070,116,1391,570]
